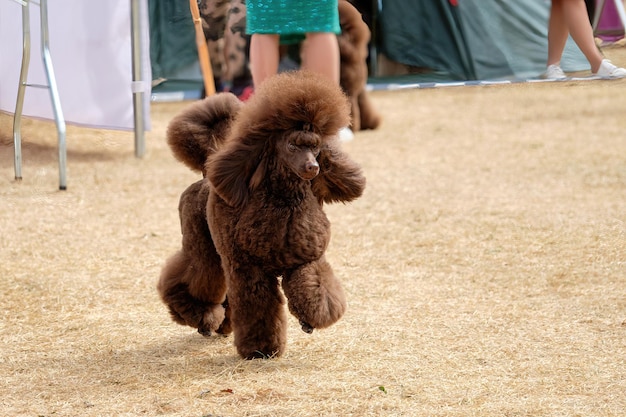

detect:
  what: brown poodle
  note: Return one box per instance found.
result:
[158,71,366,359]
[338,0,381,132]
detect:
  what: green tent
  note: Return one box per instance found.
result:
[148,0,197,80]
[378,0,589,80]
[147,0,592,94]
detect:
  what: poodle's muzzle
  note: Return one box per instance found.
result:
[282,132,322,181]
[300,159,320,180]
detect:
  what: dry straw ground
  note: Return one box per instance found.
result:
[1,48,626,417]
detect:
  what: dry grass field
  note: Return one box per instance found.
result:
[1,47,625,417]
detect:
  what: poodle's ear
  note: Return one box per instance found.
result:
[312,139,366,204]
[206,136,268,207]
[167,93,242,174]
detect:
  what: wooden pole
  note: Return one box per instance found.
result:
[189,0,216,96]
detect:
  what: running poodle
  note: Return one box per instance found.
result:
[158,71,366,359]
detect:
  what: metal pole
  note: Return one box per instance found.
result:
[131,0,145,158]
[40,0,67,190]
[593,0,606,31]
[13,0,31,182]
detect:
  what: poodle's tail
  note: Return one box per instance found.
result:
[166,93,243,174]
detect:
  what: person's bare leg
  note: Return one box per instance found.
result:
[250,34,280,87]
[561,0,604,72]
[301,32,340,84]
[301,32,353,140]
[547,0,569,67]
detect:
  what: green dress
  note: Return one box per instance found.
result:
[246,0,340,44]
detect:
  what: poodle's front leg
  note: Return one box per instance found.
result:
[228,265,288,359]
[282,256,346,332]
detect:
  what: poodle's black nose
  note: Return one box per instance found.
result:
[305,161,320,177]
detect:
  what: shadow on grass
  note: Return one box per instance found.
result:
[0,136,119,167]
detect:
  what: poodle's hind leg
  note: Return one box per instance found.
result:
[157,250,228,337]
[228,266,287,359]
[357,90,381,130]
[282,256,347,332]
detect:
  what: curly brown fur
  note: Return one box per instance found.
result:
[338,0,381,131]
[281,256,347,330]
[158,93,242,337]
[159,71,365,359]
[166,93,242,175]
[207,71,359,207]
[157,180,230,337]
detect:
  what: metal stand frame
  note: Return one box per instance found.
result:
[593,0,626,37]
[131,0,145,159]
[13,0,67,190]
[11,0,146,190]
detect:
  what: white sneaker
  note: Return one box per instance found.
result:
[338,127,354,142]
[593,59,626,78]
[543,64,567,80]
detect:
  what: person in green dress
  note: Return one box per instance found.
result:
[246,0,341,87]
[246,0,354,140]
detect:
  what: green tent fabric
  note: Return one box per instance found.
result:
[149,0,198,80]
[380,0,589,80]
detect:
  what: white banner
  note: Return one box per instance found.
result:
[0,0,151,131]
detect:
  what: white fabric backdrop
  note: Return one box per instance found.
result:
[0,0,151,131]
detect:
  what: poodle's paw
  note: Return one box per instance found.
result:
[236,336,286,360]
[244,349,281,360]
[197,303,226,337]
[300,320,314,334]
[290,287,346,330]
[197,327,213,337]
[282,260,347,330]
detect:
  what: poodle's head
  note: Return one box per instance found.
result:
[275,129,322,181]
[207,71,351,207]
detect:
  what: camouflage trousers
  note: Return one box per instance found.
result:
[199,0,251,90]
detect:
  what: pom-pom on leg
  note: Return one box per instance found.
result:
[282,257,347,331]
[157,250,229,336]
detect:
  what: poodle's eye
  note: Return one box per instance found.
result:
[311,146,320,156]
[287,142,298,152]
